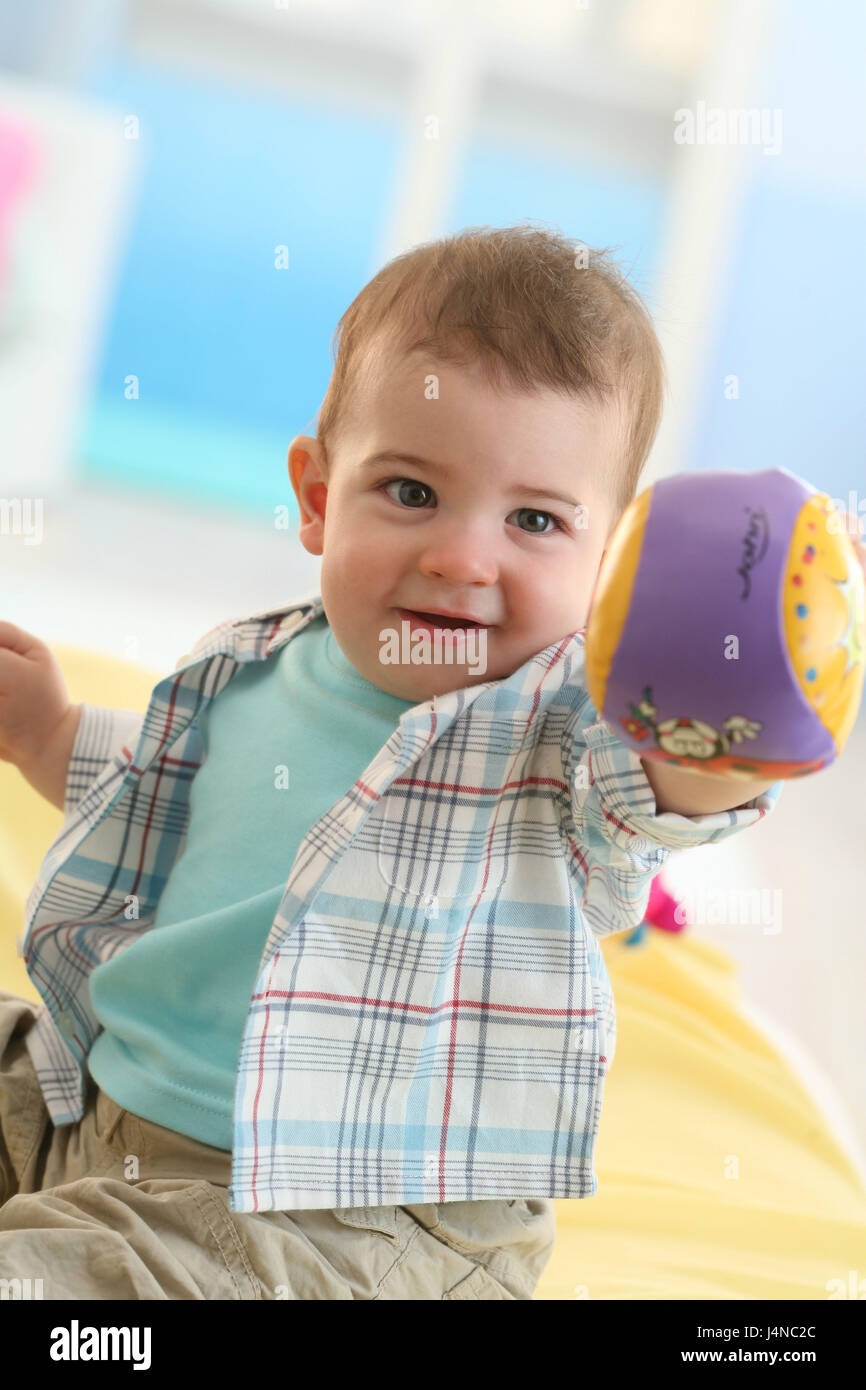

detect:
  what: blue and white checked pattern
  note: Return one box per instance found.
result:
[20,593,781,1212]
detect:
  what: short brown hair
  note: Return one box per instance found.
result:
[315,223,666,524]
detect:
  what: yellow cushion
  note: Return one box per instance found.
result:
[2,645,864,1298]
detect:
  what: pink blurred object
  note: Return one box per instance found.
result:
[0,121,39,294]
[645,872,687,932]
[623,871,688,947]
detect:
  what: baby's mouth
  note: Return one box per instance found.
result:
[398,607,487,630]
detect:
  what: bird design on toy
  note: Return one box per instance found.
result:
[620,685,763,762]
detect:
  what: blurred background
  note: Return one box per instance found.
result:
[1,1,865,1163]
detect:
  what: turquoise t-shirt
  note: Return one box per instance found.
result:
[87,613,415,1150]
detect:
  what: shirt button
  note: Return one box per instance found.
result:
[572,1028,584,1049]
[423,1154,438,1178]
[57,1009,76,1037]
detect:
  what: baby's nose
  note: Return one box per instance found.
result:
[417,535,499,587]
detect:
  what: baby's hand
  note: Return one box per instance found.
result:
[0,621,74,773]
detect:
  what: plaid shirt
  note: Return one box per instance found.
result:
[20,593,781,1212]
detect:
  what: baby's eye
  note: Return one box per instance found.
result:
[509,507,561,535]
[380,478,435,508]
[379,481,563,534]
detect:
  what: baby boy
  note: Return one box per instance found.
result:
[0,225,793,1300]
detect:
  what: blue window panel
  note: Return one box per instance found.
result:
[691,179,866,504]
[449,139,666,298]
[76,61,401,516]
[688,0,866,508]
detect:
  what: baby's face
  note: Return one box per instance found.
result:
[289,346,622,702]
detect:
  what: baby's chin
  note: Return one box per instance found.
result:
[369,662,497,702]
[369,646,554,701]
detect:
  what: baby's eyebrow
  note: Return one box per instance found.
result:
[360,450,583,510]
[360,450,436,474]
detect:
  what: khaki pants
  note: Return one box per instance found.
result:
[0,991,556,1299]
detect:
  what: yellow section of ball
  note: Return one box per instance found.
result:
[584,486,652,718]
[782,493,866,754]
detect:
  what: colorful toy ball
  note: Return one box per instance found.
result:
[584,467,865,781]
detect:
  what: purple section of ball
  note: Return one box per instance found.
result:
[605,467,836,765]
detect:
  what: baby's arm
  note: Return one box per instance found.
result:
[0,620,82,812]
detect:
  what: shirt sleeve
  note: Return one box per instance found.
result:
[567,711,782,939]
[63,626,222,819]
[63,703,147,819]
